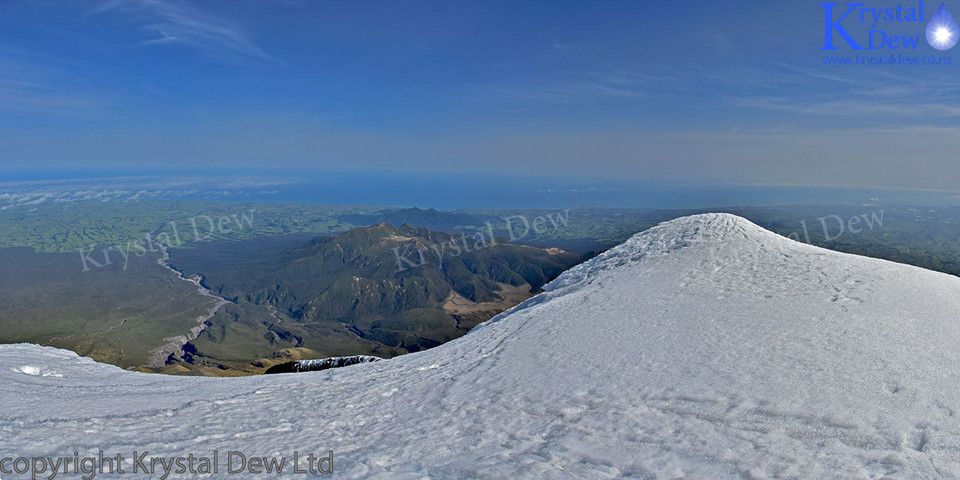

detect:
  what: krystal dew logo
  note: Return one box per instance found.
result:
[820,2,959,51]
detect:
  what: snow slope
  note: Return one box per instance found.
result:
[5,213,960,479]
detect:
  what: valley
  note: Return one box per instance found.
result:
[5,200,960,376]
[8,214,960,477]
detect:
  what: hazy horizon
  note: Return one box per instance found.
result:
[2,167,960,210]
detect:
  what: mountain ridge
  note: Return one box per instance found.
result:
[6,213,960,478]
[166,222,583,370]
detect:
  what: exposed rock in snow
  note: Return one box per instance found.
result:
[4,213,960,479]
[10,365,62,377]
[265,355,382,374]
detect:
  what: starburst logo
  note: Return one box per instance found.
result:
[926,3,960,49]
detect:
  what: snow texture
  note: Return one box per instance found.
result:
[4,213,960,479]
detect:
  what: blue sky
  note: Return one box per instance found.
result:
[2,0,960,193]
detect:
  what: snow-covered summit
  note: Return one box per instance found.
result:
[5,213,960,479]
[543,212,793,292]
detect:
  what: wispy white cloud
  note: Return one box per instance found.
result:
[94,0,275,63]
[0,48,111,114]
[484,70,664,104]
[549,41,601,58]
[729,96,960,117]
[0,175,306,209]
[693,63,960,120]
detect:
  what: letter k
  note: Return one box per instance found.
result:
[820,3,865,50]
